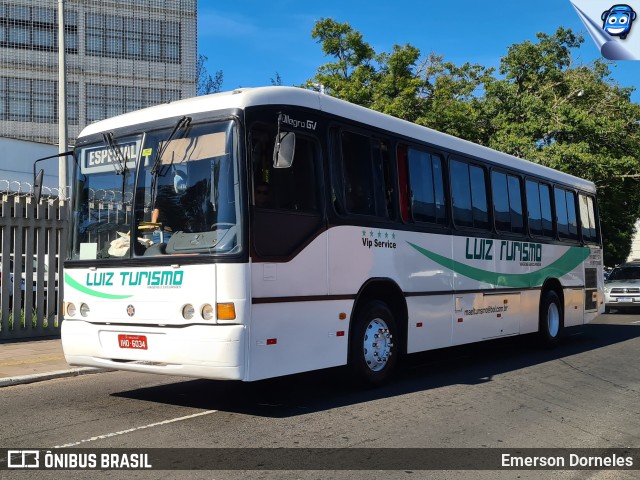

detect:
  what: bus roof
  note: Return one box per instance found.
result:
[79,86,595,193]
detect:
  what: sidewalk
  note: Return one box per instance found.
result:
[0,338,102,387]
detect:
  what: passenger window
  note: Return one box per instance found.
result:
[554,187,569,239]
[526,180,554,238]
[554,187,578,241]
[336,130,391,218]
[539,184,554,237]
[566,190,578,240]
[450,160,472,228]
[450,159,489,230]
[492,171,523,234]
[470,165,489,230]
[407,146,446,225]
[508,175,524,233]
[526,180,542,236]
[579,194,598,243]
[493,172,510,232]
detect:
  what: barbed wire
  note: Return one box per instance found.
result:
[0,179,71,200]
[0,180,141,205]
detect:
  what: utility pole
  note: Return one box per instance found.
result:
[58,0,68,201]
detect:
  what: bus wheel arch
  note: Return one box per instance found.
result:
[539,279,564,347]
[348,279,407,385]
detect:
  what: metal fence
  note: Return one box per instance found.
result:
[0,193,68,340]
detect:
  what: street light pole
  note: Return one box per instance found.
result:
[57,0,68,201]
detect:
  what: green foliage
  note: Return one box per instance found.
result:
[271,72,283,86]
[305,20,640,266]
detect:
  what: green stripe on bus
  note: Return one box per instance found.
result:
[64,272,133,300]
[407,242,590,288]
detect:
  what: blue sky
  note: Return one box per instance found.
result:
[198,0,640,101]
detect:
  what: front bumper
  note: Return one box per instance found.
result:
[604,294,640,309]
[61,320,246,380]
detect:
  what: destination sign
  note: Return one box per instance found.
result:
[81,138,143,174]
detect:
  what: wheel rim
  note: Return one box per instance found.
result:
[547,302,560,338]
[362,317,393,372]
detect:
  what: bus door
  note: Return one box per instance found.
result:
[248,121,332,379]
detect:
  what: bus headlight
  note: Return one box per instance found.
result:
[80,303,90,317]
[201,304,215,320]
[67,302,77,317]
[182,304,195,320]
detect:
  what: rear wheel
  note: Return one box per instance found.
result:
[349,301,398,386]
[539,289,563,347]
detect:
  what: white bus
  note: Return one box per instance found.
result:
[59,86,604,385]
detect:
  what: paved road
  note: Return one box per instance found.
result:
[1,314,639,479]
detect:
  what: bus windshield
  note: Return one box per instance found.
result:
[70,119,242,260]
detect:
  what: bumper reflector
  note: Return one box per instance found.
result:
[217,302,236,321]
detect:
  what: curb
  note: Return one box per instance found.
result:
[0,367,107,388]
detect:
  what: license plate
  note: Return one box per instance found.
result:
[118,334,148,350]
[617,297,633,303]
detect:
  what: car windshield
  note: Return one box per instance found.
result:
[607,266,640,281]
[70,119,242,260]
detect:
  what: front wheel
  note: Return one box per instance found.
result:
[349,301,399,386]
[539,290,563,348]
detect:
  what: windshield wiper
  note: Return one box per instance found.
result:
[102,132,127,175]
[150,116,192,177]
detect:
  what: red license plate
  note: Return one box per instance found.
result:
[118,334,148,350]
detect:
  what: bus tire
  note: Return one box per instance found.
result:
[539,289,563,348]
[349,300,398,386]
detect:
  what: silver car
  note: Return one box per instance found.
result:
[604,262,640,312]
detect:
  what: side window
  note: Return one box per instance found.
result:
[526,180,554,238]
[492,171,510,232]
[450,159,472,228]
[336,130,391,218]
[579,194,598,243]
[407,146,446,225]
[250,124,323,257]
[450,159,489,230]
[373,138,394,217]
[539,183,554,237]
[554,186,578,241]
[566,190,578,240]
[251,127,319,213]
[554,187,569,239]
[508,175,524,234]
[470,165,490,230]
[526,180,542,236]
[491,171,524,234]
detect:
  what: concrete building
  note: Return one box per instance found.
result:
[0,0,197,146]
[0,137,57,191]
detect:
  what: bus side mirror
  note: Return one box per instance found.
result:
[33,169,44,203]
[273,132,295,168]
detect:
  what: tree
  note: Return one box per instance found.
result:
[306,20,640,266]
[483,28,640,265]
[197,54,223,95]
[303,18,377,106]
[304,19,492,137]
[271,72,283,86]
